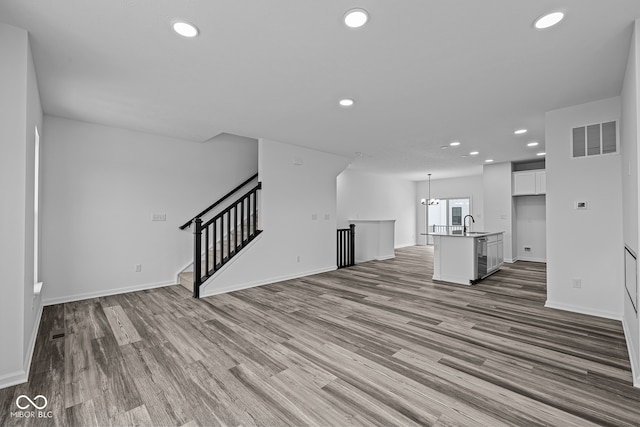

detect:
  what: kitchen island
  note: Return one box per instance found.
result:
[426,231,504,285]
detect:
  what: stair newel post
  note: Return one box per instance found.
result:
[349,224,356,267]
[193,218,203,298]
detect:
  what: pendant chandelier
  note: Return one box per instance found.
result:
[427,173,440,205]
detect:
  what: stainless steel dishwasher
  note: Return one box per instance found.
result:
[476,237,488,279]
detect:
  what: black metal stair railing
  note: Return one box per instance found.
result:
[337,224,355,269]
[188,181,262,298]
[179,173,258,230]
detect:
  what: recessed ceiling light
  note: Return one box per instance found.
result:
[537,152,546,156]
[344,9,369,28]
[450,141,461,147]
[460,155,468,158]
[339,98,355,107]
[514,129,527,135]
[173,21,199,37]
[469,151,479,156]
[528,142,539,147]
[485,159,494,163]
[534,11,565,30]
[440,145,449,150]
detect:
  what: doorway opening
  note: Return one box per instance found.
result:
[424,198,470,244]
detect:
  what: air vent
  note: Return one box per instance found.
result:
[571,121,618,158]
[50,329,65,340]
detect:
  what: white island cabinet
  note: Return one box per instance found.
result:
[431,231,504,285]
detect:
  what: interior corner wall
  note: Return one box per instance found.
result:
[41,116,258,304]
[0,23,42,389]
[483,163,515,262]
[416,175,485,245]
[545,96,624,320]
[201,139,350,297]
[336,169,417,248]
[621,18,640,387]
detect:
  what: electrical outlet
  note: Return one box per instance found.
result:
[296,255,301,263]
[135,264,142,273]
[152,213,166,221]
[524,247,531,252]
[571,278,582,289]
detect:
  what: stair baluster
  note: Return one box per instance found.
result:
[184,181,262,298]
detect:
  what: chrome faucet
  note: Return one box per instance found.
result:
[463,215,475,234]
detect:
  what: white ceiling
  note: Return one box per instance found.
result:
[2,0,639,180]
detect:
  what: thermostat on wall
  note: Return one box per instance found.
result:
[575,201,588,210]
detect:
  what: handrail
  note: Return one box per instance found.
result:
[202,183,262,228]
[179,172,258,230]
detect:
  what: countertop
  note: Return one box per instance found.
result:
[420,231,503,238]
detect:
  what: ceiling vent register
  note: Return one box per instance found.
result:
[571,121,618,158]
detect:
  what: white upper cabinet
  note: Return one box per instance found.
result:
[535,170,546,194]
[512,170,546,196]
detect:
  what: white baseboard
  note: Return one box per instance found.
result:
[395,243,416,249]
[24,299,44,372]
[544,300,623,321]
[200,266,337,298]
[42,280,175,306]
[517,256,547,263]
[622,316,640,388]
[356,255,396,263]
[433,273,472,286]
[0,300,43,390]
[0,369,28,390]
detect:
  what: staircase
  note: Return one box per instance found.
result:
[178,174,262,298]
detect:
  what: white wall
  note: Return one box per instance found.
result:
[337,169,417,248]
[201,139,349,297]
[0,23,43,388]
[483,163,516,262]
[514,195,546,262]
[621,19,640,387]
[416,175,484,245]
[41,117,257,304]
[546,96,624,320]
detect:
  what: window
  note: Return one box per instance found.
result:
[424,197,471,244]
[451,207,462,225]
[572,121,618,158]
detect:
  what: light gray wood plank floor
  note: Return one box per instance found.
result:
[1,246,639,426]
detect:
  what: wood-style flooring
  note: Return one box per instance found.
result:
[1,246,640,426]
